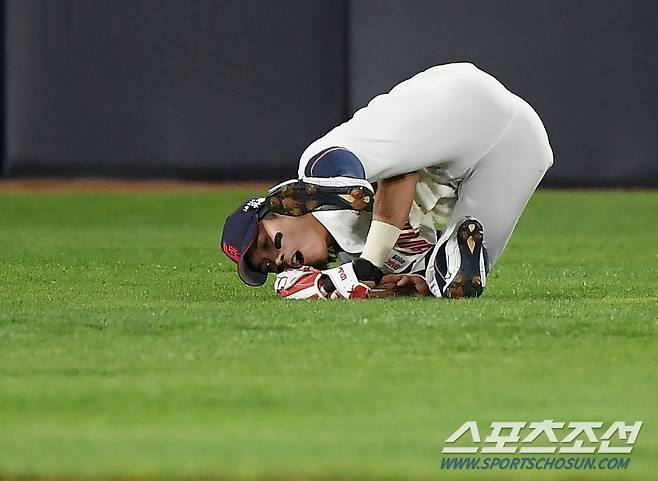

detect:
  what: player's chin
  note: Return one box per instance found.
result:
[307,259,330,270]
[301,250,330,269]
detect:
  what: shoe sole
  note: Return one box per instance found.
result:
[443,219,485,299]
[266,180,373,216]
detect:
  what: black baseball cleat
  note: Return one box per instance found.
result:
[431,218,489,298]
[265,178,374,216]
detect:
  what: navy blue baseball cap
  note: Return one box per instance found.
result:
[220,197,269,286]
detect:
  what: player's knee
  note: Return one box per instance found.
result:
[543,147,554,170]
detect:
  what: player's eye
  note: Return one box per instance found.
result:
[274,232,283,249]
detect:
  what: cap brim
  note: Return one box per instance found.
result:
[238,256,268,286]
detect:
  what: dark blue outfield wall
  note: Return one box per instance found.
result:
[3,0,348,181]
[3,0,658,186]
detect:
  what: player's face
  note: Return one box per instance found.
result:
[246,214,330,274]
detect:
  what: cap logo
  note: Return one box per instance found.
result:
[222,241,241,262]
[243,197,266,212]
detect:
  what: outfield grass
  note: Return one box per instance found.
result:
[0,188,657,481]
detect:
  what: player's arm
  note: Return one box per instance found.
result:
[304,147,419,284]
[361,172,418,262]
[372,172,419,229]
[277,146,420,295]
[354,171,419,284]
[302,147,420,289]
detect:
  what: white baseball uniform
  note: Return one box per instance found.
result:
[294,63,553,294]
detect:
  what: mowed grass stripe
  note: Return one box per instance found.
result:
[0,190,657,480]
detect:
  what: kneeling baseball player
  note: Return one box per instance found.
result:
[221,63,553,299]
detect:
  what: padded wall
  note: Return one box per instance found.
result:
[4,0,347,179]
[349,0,658,186]
[4,1,657,185]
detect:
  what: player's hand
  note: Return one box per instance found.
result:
[321,261,374,299]
[275,260,387,300]
[274,264,372,300]
[373,273,430,297]
[275,266,326,299]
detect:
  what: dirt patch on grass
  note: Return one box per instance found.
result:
[0,178,275,192]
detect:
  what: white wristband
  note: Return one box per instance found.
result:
[360,220,402,268]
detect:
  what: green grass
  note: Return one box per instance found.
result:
[0,189,657,481]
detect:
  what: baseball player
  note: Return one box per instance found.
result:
[221,63,553,299]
